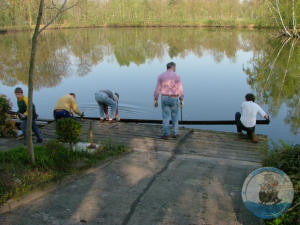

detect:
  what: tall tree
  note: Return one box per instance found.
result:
[26,0,72,164]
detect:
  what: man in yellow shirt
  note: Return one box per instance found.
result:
[53,93,84,120]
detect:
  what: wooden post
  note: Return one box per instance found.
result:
[87,120,96,149]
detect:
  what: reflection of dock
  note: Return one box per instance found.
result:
[1,120,267,224]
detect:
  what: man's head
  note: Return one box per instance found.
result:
[69,93,76,99]
[245,93,255,102]
[14,87,24,99]
[167,62,176,72]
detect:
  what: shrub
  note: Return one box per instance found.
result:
[262,144,300,225]
[0,139,129,206]
[55,118,82,149]
[0,95,16,137]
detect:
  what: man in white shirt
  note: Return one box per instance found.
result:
[235,93,269,143]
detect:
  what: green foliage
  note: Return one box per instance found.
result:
[0,95,16,137]
[0,0,275,29]
[0,139,129,206]
[55,118,82,148]
[244,39,300,134]
[262,144,300,225]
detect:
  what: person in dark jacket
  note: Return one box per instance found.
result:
[14,87,42,144]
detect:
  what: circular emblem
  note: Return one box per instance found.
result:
[241,167,294,219]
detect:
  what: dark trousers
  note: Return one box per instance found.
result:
[53,110,72,120]
[21,119,42,142]
[235,112,255,138]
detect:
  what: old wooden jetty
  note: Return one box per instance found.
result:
[40,120,267,163]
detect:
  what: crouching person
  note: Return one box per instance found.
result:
[53,93,84,120]
[95,90,119,123]
[235,93,269,143]
[14,87,43,144]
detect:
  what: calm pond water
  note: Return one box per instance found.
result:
[0,28,299,145]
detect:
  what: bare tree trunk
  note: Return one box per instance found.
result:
[28,0,32,27]
[26,0,72,164]
[292,0,299,37]
[27,0,44,164]
[275,0,292,36]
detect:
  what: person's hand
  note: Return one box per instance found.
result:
[154,100,158,108]
[116,116,120,121]
[180,100,184,108]
[17,113,26,120]
[264,114,269,120]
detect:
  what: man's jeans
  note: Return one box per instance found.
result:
[95,92,117,119]
[235,112,255,138]
[21,119,42,143]
[161,96,179,136]
[53,110,72,120]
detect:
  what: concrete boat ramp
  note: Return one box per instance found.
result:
[0,121,267,225]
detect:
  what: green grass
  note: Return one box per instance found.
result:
[261,143,300,225]
[0,139,129,206]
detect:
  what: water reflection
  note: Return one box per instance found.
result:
[0,28,299,139]
[0,28,268,88]
[244,38,300,134]
[0,32,70,89]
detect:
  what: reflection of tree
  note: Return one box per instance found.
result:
[244,39,300,134]
[1,28,254,87]
[0,31,71,89]
[0,28,279,87]
[68,30,105,76]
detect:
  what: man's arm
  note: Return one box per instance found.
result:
[154,76,161,100]
[23,96,29,116]
[257,105,268,119]
[177,76,184,101]
[71,98,81,115]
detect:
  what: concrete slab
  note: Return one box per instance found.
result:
[0,128,264,225]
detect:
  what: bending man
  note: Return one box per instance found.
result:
[95,90,119,123]
[53,93,84,120]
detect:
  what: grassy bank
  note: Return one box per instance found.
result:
[0,139,129,206]
[261,144,300,225]
[0,19,273,34]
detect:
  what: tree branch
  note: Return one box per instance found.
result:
[275,0,292,37]
[38,0,67,34]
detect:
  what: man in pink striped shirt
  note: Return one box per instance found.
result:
[154,62,184,140]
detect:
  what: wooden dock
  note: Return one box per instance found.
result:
[41,120,267,163]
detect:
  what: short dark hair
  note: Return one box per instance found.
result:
[69,93,76,97]
[167,62,176,70]
[245,93,255,102]
[14,87,23,94]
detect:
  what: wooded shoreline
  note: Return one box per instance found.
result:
[0,23,277,34]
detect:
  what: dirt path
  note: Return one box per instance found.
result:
[0,122,266,225]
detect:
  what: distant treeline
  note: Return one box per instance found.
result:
[2,0,298,29]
